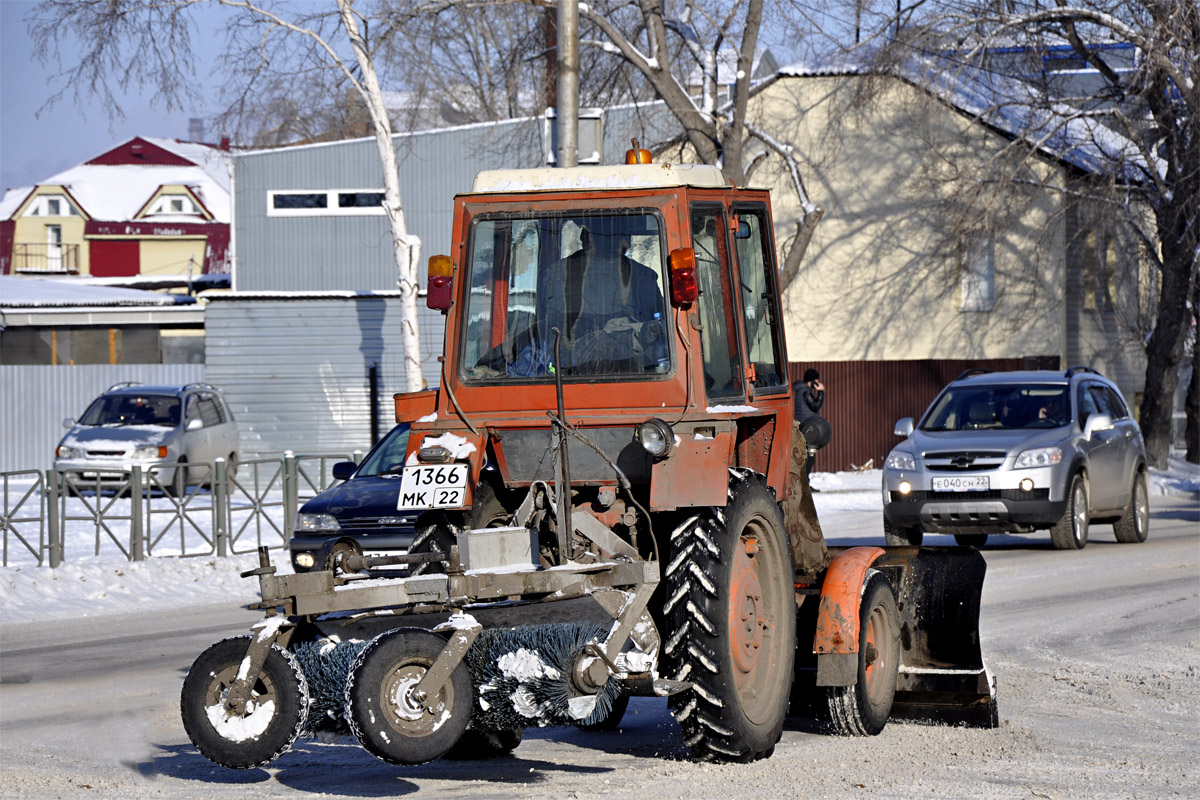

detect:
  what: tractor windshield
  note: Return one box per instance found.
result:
[459,210,670,381]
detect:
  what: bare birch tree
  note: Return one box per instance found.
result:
[29,0,427,392]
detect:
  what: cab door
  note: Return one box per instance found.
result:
[688,203,745,403]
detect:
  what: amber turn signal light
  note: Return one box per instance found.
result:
[668,247,698,306]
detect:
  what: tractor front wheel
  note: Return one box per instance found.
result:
[664,475,795,762]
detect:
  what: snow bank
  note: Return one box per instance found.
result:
[0,552,269,625]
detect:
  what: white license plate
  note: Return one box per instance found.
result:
[398,464,468,509]
[932,476,990,492]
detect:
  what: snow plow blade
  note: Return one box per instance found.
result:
[875,546,998,728]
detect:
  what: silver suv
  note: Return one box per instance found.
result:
[55,382,239,493]
[882,367,1149,550]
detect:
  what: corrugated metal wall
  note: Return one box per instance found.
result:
[233,104,681,293]
[0,364,205,471]
[204,295,444,458]
[234,120,546,292]
[788,358,1057,473]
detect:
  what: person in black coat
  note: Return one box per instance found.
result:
[795,369,826,476]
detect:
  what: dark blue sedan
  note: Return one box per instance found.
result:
[289,423,419,571]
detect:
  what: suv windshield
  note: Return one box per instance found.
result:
[921,384,1069,431]
[460,211,669,381]
[356,425,411,477]
[79,394,181,427]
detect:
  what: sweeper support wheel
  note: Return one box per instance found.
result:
[345,628,473,765]
[180,635,310,769]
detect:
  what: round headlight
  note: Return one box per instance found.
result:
[635,418,674,459]
[295,553,316,569]
[1019,478,1034,492]
[898,480,912,495]
[56,445,80,459]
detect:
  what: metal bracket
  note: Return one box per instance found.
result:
[411,612,483,708]
[225,615,293,714]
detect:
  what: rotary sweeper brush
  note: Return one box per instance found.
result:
[181,155,997,770]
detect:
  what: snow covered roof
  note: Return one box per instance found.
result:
[777,54,1154,180]
[0,276,195,308]
[6,137,234,223]
[471,163,727,193]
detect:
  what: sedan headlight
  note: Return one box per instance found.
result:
[294,513,340,532]
[132,446,168,459]
[886,451,916,471]
[56,445,80,459]
[1015,447,1062,469]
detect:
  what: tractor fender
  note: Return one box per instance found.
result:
[812,546,885,686]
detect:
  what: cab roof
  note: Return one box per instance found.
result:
[470,163,728,194]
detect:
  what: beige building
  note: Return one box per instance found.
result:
[747,67,1148,404]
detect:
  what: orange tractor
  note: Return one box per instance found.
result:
[182,153,996,769]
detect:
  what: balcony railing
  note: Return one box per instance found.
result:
[12,243,80,273]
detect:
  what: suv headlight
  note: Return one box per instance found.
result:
[56,445,80,459]
[295,513,340,532]
[1015,447,1062,469]
[132,446,168,459]
[886,451,916,471]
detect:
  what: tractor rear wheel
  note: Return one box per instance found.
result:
[826,570,900,736]
[664,475,795,762]
[345,628,472,765]
[180,635,309,769]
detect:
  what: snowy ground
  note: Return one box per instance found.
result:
[2,455,1196,625]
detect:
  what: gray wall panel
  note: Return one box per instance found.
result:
[235,119,546,293]
[1,364,205,472]
[204,296,444,458]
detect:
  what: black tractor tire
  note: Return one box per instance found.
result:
[663,475,795,762]
[1050,474,1089,550]
[180,635,310,769]
[577,691,630,732]
[953,534,988,548]
[345,627,473,765]
[1113,471,1150,544]
[883,517,923,546]
[444,727,523,759]
[409,481,510,576]
[826,570,901,736]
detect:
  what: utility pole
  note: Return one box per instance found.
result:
[556,0,579,167]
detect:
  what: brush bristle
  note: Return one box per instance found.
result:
[291,638,366,734]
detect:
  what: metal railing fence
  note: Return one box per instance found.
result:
[1,451,360,568]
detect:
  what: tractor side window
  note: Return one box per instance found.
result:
[690,204,743,399]
[732,206,786,391]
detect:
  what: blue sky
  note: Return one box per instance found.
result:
[0,0,222,193]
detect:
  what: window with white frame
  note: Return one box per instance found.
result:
[147,194,200,215]
[960,233,995,312]
[267,190,387,216]
[24,194,77,217]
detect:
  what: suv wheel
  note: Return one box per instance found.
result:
[1050,474,1089,550]
[883,517,922,547]
[1112,471,1149,544]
